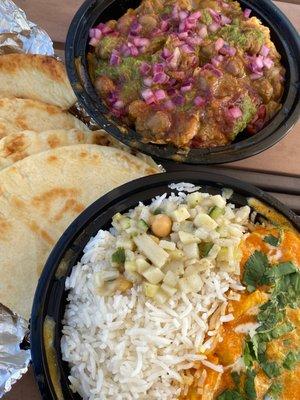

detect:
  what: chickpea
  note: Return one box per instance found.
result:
[150,214,172,238]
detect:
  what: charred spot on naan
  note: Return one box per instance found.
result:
[47,134,62,149]
[26,221,54,246]
[31,188,84,222]
[47,155,59,163]
[0,216,11,237]
[53,199,85,222]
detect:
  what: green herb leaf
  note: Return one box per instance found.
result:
[272,262,297,278]
[153,208,163,215]
[264,381,283,400]
[270,321,294,339]
[217,390,244,400]
[264,235,279,247]
[244,369,257,400]
[283,351,300,370]
[111,247,125,264]
[231,371,241,387]
[261,361,281,378]
[242,251,270,292]
[243,340,255,368]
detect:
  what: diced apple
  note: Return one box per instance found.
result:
[194,214,218,230]
[178,231,200,244]
[134,234,169,268]
[183,243,199,259]
[142,266,165,284]
[171,205,190,222]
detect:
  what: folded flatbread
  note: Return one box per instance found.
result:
[0,54,76,109]
[0,144,159,320]
[0,98,88,139]
[0,129,111,170]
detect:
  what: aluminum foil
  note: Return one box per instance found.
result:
[0,0,54,55]
[0,306,30,397]
[0,0,54,397]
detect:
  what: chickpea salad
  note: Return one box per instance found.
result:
[89,0,285,148]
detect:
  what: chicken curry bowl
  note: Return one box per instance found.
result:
[61,183,300,399]
[88,0,285,148]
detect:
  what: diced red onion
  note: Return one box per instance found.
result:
[179,10,188,21]
[185,17,198,30]
[161,20,170,32]
[169,47,181,69]
[227,106,242,119]
[120,44,131,57]
[244,8,251,18]
[260,45,270,57]
[110,50,121,66]
[263,57,274,69]
[143,77,153,86]
[89,37,99,47]
[130,46,139,56]
[172,5,180,20]
[219,44,236,56]
[178,31,188,39]
[153,72,169,84]
[113,100,124,109]
[250,72,263,80]
[101,25,113,35]
[209,9,221,23]
[180,83,192,93]
[194,96,205,107]
[130,21,142,34]
[181,44,194,53]
[203,63,223,77]
[133,37,150,47]
[190,11,202,20]
[215,38,225,51]
[198,25,208,38]
[211,56,221,67]
[179,21,186,32]
[172,94,185,106]
[155,89,166,101]
[153,63,164,74]
[209,22,220,33]
[221,15,232,25]
[222,1,230,8]
[141,89,156,104]
[164,99,175,110]
[186,36,203,46]
[256,55,264,69]
[140,62,151,75]
[162,47,172,59]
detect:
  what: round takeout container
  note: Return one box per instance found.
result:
[65,0,300,165]
[30,171,300,399]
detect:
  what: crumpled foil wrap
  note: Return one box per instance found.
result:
[0,306,30,397]
[0,0,54,55]
[0,0,54,397]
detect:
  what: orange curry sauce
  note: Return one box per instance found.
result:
[182,227,300,400]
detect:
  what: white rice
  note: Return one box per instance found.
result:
[61,186,249,399]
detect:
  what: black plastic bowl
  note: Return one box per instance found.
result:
[65,0,299,164]
[31,171,300,399]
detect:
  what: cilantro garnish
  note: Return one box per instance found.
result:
[231,371,241,387]
[242,251,270,292]
[111,247,125,264]
[238,251,299,399]
[264,235,279,247]
[217,390,244,400]
[199,242,214,258]
[282,351,300,370]
[244,369,257,400]
[261,361,281,378]
[265,381,283,400]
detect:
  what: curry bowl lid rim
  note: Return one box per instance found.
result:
[65,0,300,164]
[30,170,299,399]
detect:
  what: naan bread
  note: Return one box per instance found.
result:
[0,54,76,109]
[0,129,111,170]
[0,98,88,139]
[0,144,159,319]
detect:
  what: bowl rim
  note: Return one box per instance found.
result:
[31,170,300,399]
[65,0,300,164]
